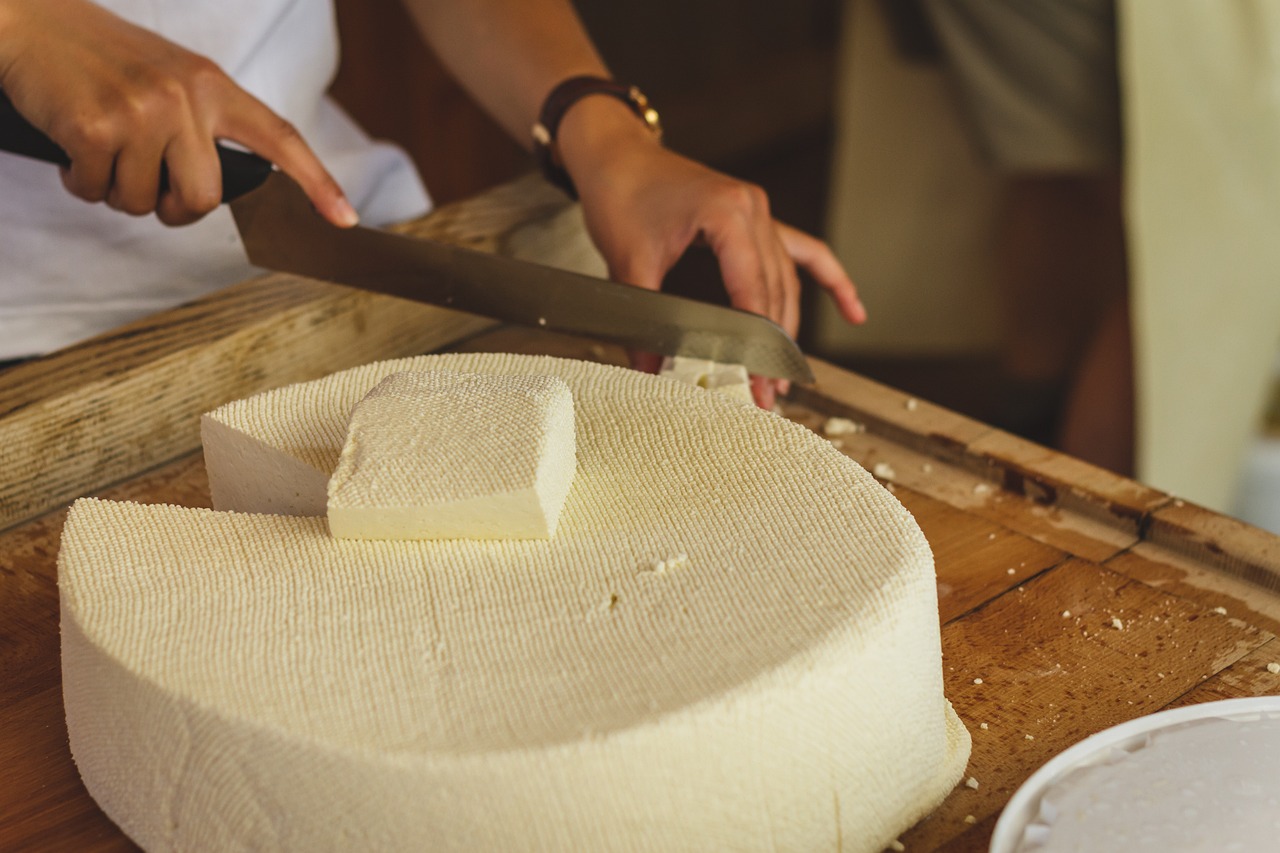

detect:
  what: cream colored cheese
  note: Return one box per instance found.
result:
[658,355,753,404]
[326,371,575,540]
[65,353,970,852]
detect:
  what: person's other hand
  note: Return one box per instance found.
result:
[0,0,356,227]
[560,97,865,409]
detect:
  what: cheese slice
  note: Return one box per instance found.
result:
[65,353,970,852]
[326,371,576,540]
[659,355,753,404]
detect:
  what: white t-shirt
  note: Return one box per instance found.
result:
[0,0,431,359]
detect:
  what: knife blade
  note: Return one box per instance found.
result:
[0,93,813,382]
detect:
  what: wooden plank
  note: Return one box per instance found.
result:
[964,430,1169,541]
[1107,545,1280,638]
[899,558,1274,851]
[794,358,993,465]
[797,361,1170,532]
[888,486,1068,624]
[0,175,596,532]
[781,400,1138,564]
[1167,637,1280,707]
[788,360,1173,565]
[1145,498,1280,595]
[1,686,132,853]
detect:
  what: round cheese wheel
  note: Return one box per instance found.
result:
[59,354,970,852]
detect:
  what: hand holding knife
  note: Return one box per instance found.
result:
[0,90,814,383]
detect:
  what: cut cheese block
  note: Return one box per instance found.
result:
[64,353,970,852]
[658,355,753,404]
[326,371,576,540]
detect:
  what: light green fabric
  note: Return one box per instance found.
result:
[1121,0,1280,509]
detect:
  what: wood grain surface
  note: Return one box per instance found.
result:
[3,190,1279,851]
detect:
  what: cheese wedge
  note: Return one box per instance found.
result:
[65,353,970,852]
[326,371,576,540]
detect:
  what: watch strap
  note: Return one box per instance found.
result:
[532,75,661,199]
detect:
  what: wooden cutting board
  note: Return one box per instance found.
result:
[2,177,1279,852]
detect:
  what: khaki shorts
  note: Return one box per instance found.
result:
[920,0,1122,172]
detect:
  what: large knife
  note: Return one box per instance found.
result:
[0,94,813,382]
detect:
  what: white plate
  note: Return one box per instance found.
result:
[989,695,1280,853]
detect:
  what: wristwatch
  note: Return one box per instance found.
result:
[532,75,662,199]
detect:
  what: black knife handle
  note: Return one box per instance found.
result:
[0,89,273,202]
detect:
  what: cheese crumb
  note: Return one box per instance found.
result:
[1024,734,1035,741]
[965,776,979,790]
[905,398,919,411]
[1062,610,1071,618]
[979,723,989,730]
[1212,606,1228,616]
[645,554,690,575]
[1267,662,1280,675]
[973,483,994,496]
[873,462,897,480]
[973,678,984,685]
[823,416,865,436]
[963,814,977,825]
[1110,618,1124,630]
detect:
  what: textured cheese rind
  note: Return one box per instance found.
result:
[65,353,971,851]
[326,371,576,540]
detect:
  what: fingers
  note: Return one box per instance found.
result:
[59,148,115,205]
[575,144,856,410]
[751,375,776,410]
[106,130,167,216]
[777,222,866,325]
[771,228,802,340]
[698,183,800,407]
[703,192,772,320]
[628,350,664,374]
[218,92,357,228]
[6,2,354,230]
[702,183,783,326]
[156,131,222,226]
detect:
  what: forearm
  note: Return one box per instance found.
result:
[397,0,609,148]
